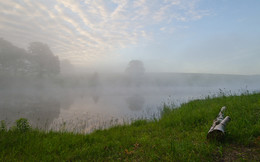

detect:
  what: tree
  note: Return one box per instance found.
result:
[0,39,60,77]
[0,38,28,75]
[125,60,145,76]
[28,42,60,77]
[125,60,145,86]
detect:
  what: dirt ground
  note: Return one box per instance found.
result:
[216,136,260,161]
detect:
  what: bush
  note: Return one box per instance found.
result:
[15,118,31,132]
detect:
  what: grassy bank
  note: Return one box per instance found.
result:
[1,93,260,161]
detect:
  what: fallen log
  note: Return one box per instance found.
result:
[207,106,231,141]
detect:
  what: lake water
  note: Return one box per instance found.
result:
[1,74,260,133]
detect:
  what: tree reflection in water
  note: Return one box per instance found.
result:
[0,93,74,130]
[126,94,145,111]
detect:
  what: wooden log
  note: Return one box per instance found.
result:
[207,106,231,140]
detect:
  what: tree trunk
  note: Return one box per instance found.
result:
[207,106,231,141]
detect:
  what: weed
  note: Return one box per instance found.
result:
[0,120,7,132]
[15,118,31,132]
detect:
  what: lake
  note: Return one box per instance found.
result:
[1,73,259,133]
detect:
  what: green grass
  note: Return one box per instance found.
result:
[1,93,260,161]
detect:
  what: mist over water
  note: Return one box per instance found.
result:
[1,38,260,133]
[1,70,260,133]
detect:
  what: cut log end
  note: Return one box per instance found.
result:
[207,106,231,141]
[207,130,225,141]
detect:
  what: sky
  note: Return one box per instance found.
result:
[0,0,260,74]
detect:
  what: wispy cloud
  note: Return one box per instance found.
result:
[0,0,208,65]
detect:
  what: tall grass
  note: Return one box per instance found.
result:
[0,92,260,161]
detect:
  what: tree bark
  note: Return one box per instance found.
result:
[207,106,231,140]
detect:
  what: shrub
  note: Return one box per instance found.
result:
[15,118,31,132]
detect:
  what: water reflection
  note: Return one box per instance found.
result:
[0,95,59,129]
[126,94,145,111]
[92,95,100,103]
[60,94,74,110]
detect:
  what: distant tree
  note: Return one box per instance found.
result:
[125,60,145,86]
[0,38,28,75]
[0,39,60,78]
[28,42,60,77]
[125,60,145,76]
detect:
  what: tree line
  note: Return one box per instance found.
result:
[0,38,60,77]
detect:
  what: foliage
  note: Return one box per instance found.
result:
[15,118,31,132]
[28,42,60,76]
[0,120,6,132]
[125,60,145,86]
[0,38,60,77]
[125,60,145,75]
[0,38,28,75]
[0,93,260,161]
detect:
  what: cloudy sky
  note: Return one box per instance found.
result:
[0,0,260,74]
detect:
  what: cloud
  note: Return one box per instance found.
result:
[0,0,208,66]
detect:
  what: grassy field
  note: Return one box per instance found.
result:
[1,92,260,161]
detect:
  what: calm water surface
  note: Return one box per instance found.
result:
[0,83,259,133]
